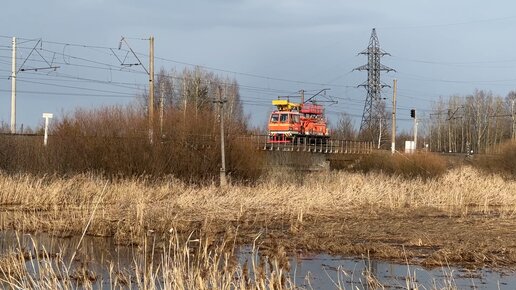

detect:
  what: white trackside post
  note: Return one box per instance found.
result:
[42,113,53,146]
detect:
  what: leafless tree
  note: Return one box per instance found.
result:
[332,112,356,140]
[427,90,513,154]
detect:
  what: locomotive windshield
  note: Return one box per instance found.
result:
[291,114,300,124]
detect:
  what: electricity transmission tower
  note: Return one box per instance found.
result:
[354,28,395,141]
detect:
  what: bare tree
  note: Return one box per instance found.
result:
[333,112,356,140]
[427,90,513,154]
[155,67,176,109]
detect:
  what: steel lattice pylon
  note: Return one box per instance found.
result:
[354,28,395,141]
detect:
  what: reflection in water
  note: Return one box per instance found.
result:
[365,259,378,290]
[0,230,145,289]
[239,248,516,290]
[0,231,515,289]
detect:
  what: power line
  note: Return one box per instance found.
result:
[394,55,516,67]
[0,53,146,75]
[0,35,359,89]
[395,71,516,85]
[17,79,139,95]
[152,56,357,89]
[0,41,355,100]
[18,72,147,91]
[0,88,136,99]
[3,34,515,133]
[378,15,516,30]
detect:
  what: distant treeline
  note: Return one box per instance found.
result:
[332,89,516,153]
[428,89,515,154]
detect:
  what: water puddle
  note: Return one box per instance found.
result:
[0,231,514,289]
[288,254,514,289]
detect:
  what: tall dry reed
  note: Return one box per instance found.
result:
[474,140,516,179]
[0,231,460,290]
[352,151,447,180]
[0,166,513,238]
[0,232,299,290]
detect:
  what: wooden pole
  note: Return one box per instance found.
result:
[219,86,227,187]
[391,79,397,154]
[148,36,154,143]
[11,37,16,134]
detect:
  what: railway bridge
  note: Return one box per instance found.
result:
[245,135,375,171]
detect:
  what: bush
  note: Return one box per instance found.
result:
[352,151,447,180]
[0,105,264,184]
[474,141,516,179]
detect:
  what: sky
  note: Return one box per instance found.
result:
[1,0,516,133]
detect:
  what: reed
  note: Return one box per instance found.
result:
[0,166,513,234]
[0,167,513,269]
[474,140,516,179]
[352,151,447,180]
[0,231,461,290]
[0,232,299,290]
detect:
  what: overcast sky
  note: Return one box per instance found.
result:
[1,0,516,132]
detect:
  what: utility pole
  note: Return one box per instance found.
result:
[461,117,465,152]
[391,79,397,154]
[510,99,515,140]
[183,76,187,120]
[148,36,155,144]
[447,109,452,152]
[215,86,228,187]
[118,36,153,141]
[11,37,16,134]
[414,116,418,151]
[159,81,165,139]
[411,109,417,151]
[300,89,305,103]
[438,116,441,152]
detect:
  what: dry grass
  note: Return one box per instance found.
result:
[0,233,299,290]
[474,140,516,179]
[0,231,461,290]
[0,167,514,269]
[352,151,447,180]
[0,166,513,234]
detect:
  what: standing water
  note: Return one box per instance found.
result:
[0,231,514,289]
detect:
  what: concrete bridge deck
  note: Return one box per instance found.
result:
[244,135,374,154]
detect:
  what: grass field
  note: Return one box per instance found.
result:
[1,165,514,214]
[0,165,514,271]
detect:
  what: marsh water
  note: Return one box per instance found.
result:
[0,231,515,289]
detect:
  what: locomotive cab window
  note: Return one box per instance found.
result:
[279,114,288,123]
[291,114,300,124]
[270,114,279,122]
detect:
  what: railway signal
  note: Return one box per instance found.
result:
[410,109,418,150]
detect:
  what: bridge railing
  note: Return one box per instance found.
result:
[239,135,374,154]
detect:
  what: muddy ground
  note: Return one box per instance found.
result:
[245,208,516,270]
[1,206,515,271]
